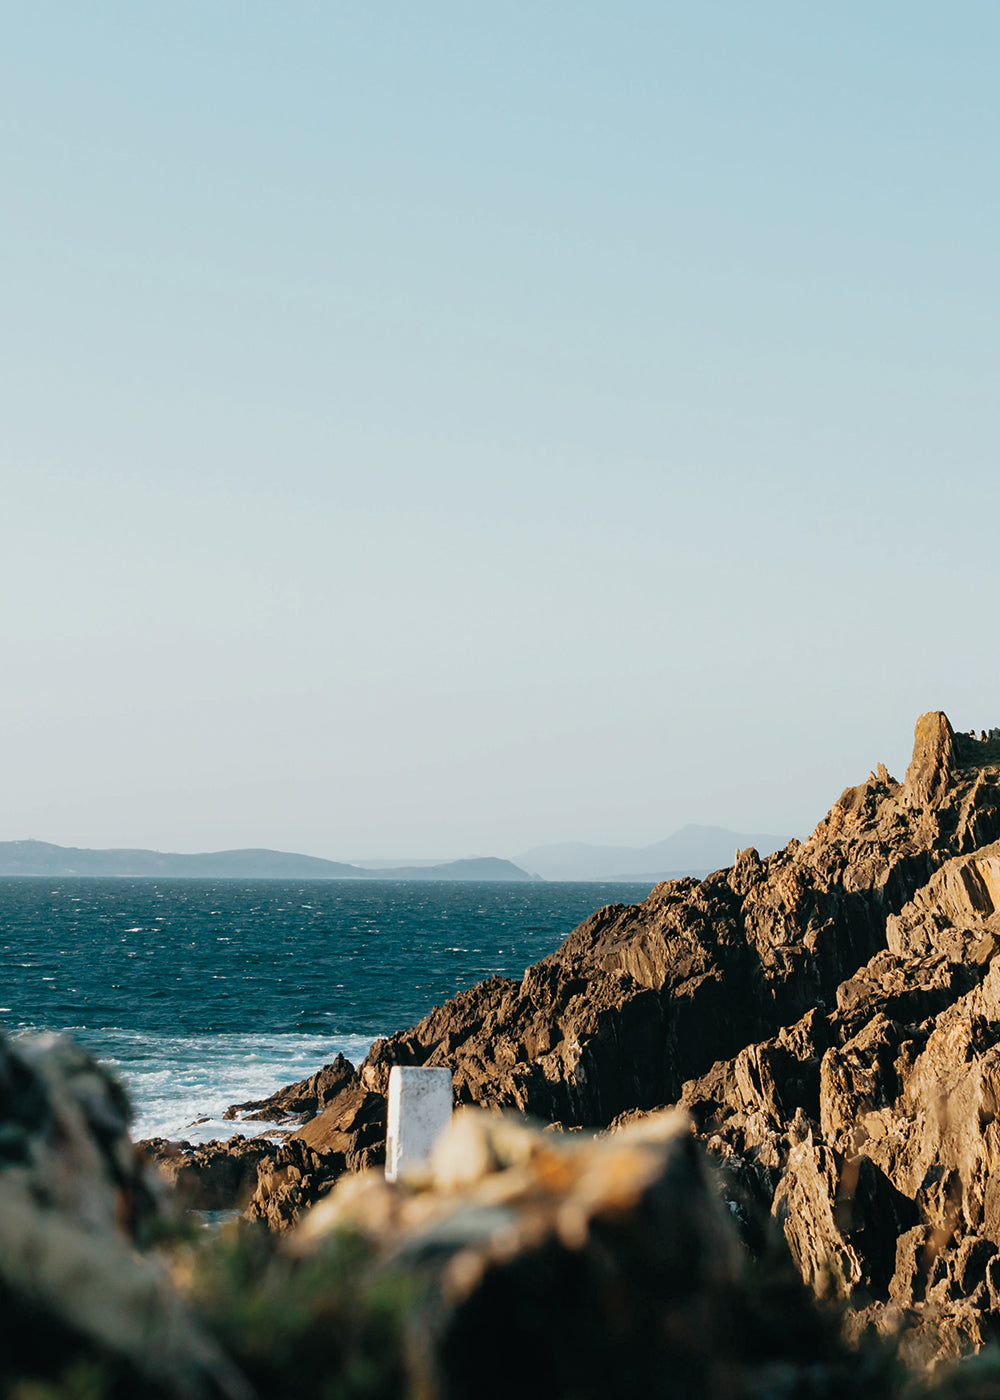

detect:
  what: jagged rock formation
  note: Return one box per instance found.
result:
[651,718,1000,1367]
[223,1052,360,1125]
[236,712,1000,1368]
[676,832,1000,1367]
[284,711,996,1133]
[241,1138,346,1231]
[345,714,998,1135]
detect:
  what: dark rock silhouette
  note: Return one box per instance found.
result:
[223,1052,361,1124]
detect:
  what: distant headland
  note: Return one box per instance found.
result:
[0,841,535,882]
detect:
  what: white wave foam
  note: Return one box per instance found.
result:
[12,1025,376,1146]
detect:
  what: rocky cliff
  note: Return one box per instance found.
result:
[350,716,999,1128]
[213,712,1000,1367]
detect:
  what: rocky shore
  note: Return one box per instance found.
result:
[1,1025,899,1399]
[10,710,1000,1396]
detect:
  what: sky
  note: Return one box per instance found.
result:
[2,2,998,860]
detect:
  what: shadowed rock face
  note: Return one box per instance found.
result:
[675,902,1000,1367]
[659,745,1000,1367]
[140,1134,275,1211]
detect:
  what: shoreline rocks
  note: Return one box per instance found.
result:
[222,1051,361,1125]
[139,1134,276,1212]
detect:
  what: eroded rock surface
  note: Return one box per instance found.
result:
[655,731,1000,1367]
[231,1086,388,1231]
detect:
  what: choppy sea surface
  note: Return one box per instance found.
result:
[0,879,653,1143]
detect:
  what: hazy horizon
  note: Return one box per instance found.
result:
[3,5,997,859]
[0,817,791,869]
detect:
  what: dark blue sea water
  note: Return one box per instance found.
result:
[0,879,652,1141]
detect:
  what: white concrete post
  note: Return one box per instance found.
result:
[385,1066,453,1182]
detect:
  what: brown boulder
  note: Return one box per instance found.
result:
[886,842,1000,961]
[243,1137,344,1231]
[290,1085,386,1165]
[140,1134,274,1211]
[234,1088,389,1231]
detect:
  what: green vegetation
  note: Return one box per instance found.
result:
[185,1223,425,1400]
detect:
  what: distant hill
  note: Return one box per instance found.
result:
[515,824,787,881]
[0,841,535,882]
[372,857,532,882]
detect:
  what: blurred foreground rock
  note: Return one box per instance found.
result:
[1,1033,896,1399]
[0,1029,251,1399]
[281,1107,883,1400]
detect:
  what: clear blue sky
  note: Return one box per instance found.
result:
[2,2,997,858]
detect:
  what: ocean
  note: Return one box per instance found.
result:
[0,878,653,1143]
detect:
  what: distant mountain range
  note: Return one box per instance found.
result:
[0,825,789,884]
[0,842,534,882]
[515,824,786,881]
